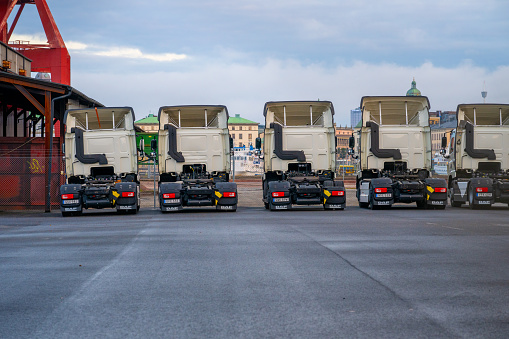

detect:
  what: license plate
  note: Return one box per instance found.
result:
[477,200,491,205]
[64,207,79,211]
[164,199,180,204]
[430,200,444,205]
[164,206,180,211]
[219,205,234,210]
[119,205,132,210]
[477,193,492,197]
[63,199,79,204]
[274,205,288,210]
[273,197,290,202]
[377,201,390,205]
[376,193,391,198]
[326,204,344,209]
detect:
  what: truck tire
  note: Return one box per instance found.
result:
[416,200,427,209]
[468,186,477,210]
[450,194,462,208]
[368,196,379,210]
[264,202,269,209]
[358,202,369,208]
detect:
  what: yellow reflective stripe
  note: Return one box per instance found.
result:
[323,189,331,197]
[427,194,430,201]
[427,186,434,193]
[112,191,120,198]
[215,191,222,198]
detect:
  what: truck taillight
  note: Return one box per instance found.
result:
[476,187,488,193]
[122,192,135,197]
[435,187,447,193]
[331,191,344,196]
[223,192,236,198]
[374,188,387,193]
[61,194,75,200]
[163,193,175,199]
[272,192,284,197]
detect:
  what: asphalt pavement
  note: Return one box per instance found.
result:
[1,186,508,338]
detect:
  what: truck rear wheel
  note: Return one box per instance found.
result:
[358,202,369,208]
[450,193,462,207]
[468,187,477,210]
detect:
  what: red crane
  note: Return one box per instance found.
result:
[0,0,70,85]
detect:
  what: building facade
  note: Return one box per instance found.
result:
[335,126,354,159]
[134,114,158,133]
[228,114,259,148]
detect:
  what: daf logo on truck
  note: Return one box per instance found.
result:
[59,107,141,216]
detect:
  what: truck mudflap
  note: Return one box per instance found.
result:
[370,178,394,208]
[468,178,494,208]
[60,184,83,215]
[267,180,291,211]
[323,180,346,210]
[215,182,238,212]
[114,182,139,212]
[424,178,448,209]
[159,182,183,212]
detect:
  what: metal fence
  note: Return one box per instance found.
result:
[0,156,64,210]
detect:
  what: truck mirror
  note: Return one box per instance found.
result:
[441,136,447,148]
[349,135,355,148]
[255,137,261,150]
[150,138,157,151]
[229,136,234,149]
[138,139,145,156]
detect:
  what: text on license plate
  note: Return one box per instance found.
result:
[377,200,390,205]
[430,200,444,205]
[477,200,491,205]
[477,193,492,197]
[63,199,79,204]
[376,193,391,198]
[273,197,290,202]
[164,199,180,204]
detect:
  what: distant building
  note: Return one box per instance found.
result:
[406,78,422,96]
[350,107,362,128]
[228,114,259,148]
[335,125,354,159]
[134,114,158,133]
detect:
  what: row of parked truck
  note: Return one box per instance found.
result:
[59,97,509,216]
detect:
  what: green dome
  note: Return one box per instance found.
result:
[406,78,421,96]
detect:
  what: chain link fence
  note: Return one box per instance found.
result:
[0,156,64,210]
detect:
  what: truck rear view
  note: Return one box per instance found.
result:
[447,104,509,208]
[353,96,447,209]
[157,105,237,212]
[60,107,140,216]
[262,101,345,210]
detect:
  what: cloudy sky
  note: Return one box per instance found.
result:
[8,0,509,125]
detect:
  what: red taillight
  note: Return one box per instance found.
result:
[476,187,488,193]
[122,192,135,197]
[374,188,387,193]
[331,191,344,196]
[223,192,236,198]
[272,191,284,197]
[61,194,75,200]
[435,187,447,193]
[163,193,175,199]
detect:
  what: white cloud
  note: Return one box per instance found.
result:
[9,33,47,44]
[71,58,509,127]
